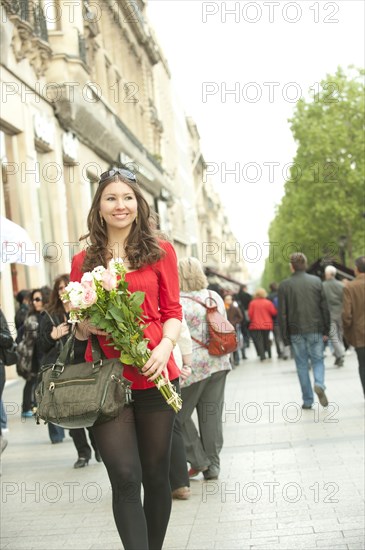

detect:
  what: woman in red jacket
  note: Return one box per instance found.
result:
[248,288,277,361]
[70,168,182,550]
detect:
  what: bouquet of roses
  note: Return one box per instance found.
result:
[62,259,182,412]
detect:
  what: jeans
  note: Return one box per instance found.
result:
[48,422,65,443]
[1,400,7,430]
[290,333,326,406]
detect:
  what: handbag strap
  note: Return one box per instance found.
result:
[44,310,66,351]
[180,293,213,349]
[55,329,104,367]
[181,291,217,310]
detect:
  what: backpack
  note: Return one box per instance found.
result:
[182,291,238,356]
[16,315,38,380]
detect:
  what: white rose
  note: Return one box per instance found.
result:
[91,265,106,281]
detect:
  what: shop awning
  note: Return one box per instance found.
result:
[204,267,246,287]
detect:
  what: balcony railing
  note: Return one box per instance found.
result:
[4,0,48,41]
[33,3,48,41]
[2,0,29,18]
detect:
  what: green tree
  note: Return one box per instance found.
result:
[262,66,365,288]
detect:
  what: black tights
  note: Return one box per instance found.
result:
[92,404,175,550]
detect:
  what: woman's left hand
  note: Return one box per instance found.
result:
[142,339,172,382]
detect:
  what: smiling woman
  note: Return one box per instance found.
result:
[99,180,138,238]
[69,169,183,550]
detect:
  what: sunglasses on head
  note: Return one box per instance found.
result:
[99,168,137,184]
[33,297,42,302]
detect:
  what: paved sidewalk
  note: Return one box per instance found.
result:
[1,347,364,550]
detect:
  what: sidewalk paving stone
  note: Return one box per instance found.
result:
[1,347,364,549]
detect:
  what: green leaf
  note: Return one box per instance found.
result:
[129,291,146,308]
[108,305,127,323]
[120,353,135,365]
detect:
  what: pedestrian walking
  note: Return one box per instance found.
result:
[278,253,330,409]
[323,265,345,366]
[248,288,277,361]
[224,293,243,366]
[39,274,70,444]
[14,290,30,341]
[268,282,288,359]
[69,168,182,550]
[170,317,192,500]
[178,257,231,481]
[0,308,16,453]
[236,284,252,350]
[342,256,365,397]
[18,288,50,417]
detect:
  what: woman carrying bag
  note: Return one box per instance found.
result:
[19,288,49,417]
[39,275,101,464]
[178,257,232,481]
[69,168,182,550]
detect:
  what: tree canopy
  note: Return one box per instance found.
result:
[262,67,365,288]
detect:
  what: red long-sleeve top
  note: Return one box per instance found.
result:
[248,298,277,331]
[70,240,182,389]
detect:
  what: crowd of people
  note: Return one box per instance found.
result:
[0,167,363,550]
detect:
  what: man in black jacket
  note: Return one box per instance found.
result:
[278,253,330,409]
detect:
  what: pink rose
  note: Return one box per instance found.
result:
[81,286,97,307]
[101,270,117,291]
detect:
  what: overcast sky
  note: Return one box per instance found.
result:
[147,0,365,280]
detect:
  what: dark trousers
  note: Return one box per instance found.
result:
[22,377,37,412]
[355,347,365,397]
[0,364,5,436]
[70,428,98,459]
[251,330,271,360]
[241,319,250,348]
[169,416,189,491]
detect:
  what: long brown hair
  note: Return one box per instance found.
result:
[80,175,164,272]
[45,274,70,318]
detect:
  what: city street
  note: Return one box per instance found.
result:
[1,347,364,550]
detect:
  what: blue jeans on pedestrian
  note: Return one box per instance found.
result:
[0,399,7,430]
[48,422,65,443]
[290,333,326,406]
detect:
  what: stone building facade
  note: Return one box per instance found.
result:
[0,0,248,324]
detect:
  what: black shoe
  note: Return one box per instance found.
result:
[314,385,329,407]
[334,356,344,367]
[74,457,89,469]
[203,469,219,481]
[302,404,313,409]
[95,450,102,463]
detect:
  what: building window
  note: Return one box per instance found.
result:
[42,0,60,31]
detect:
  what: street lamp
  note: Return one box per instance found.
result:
[338,235,347,266]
